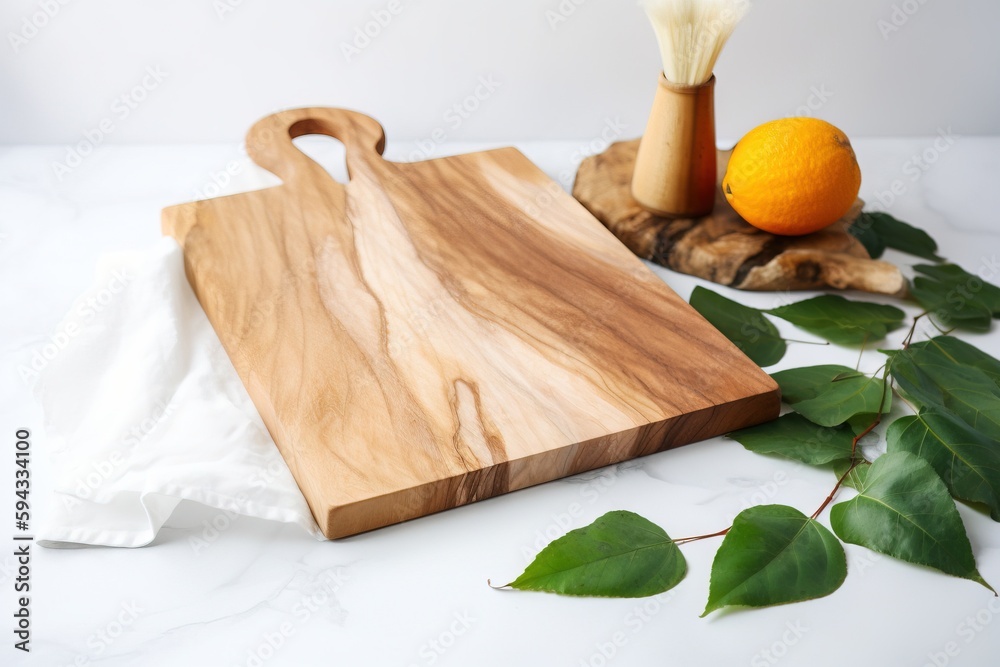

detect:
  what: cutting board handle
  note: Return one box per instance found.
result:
[245,107,387,185]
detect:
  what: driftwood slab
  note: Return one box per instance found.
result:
[573,139,907,296]
[163,108,780,539]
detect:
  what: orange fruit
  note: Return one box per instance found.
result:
[722,118,862,236]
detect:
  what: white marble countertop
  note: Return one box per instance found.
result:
[3,136,1000,666]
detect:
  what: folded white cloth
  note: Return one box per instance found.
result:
[36,237,322,547]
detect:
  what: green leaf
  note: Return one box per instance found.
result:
[702,505,846,616]
[889,345,1000,440]
[728,413,855,466]
[914,264,1000,316]
[689,286,786,367]
[833,460,871,491]
[774,365,862,403]
[771,365,891,427]
[849,214,887,259]
[504,511,686,598]
[908,336,1000,387]
[910,264,1000,331]
[847,413,880,436]
[888,410,1000,520]
[768,295,906,346]
[855,211,943,262]
[830,452,993,591]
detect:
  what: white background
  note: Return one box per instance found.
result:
[1,0,999,146]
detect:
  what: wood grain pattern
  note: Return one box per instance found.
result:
[163,108,780,539]
[574,139,908,296]
[632,74,717,217]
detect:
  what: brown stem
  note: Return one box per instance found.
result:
[811,460,860,520]
[784,338,830,346]
[812,361,892,520]
[901,311,928,349]
[810,417,881,521]
[855,331,870,372]
[673,527,730,545]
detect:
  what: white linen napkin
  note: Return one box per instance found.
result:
[36,237,322,547]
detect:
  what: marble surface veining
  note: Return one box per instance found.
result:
[1,138,999,666]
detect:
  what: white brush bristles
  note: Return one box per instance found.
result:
[641,0,750,86]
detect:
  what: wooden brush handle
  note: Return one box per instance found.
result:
[632,75,717,218]
[245,107,387,185]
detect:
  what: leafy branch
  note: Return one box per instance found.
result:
[494,211,1000,614]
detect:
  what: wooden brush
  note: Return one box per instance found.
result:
[632,0,750,217]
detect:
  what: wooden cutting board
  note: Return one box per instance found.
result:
[162,107,780,539]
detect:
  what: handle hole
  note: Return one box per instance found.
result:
[291,134,349,183]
